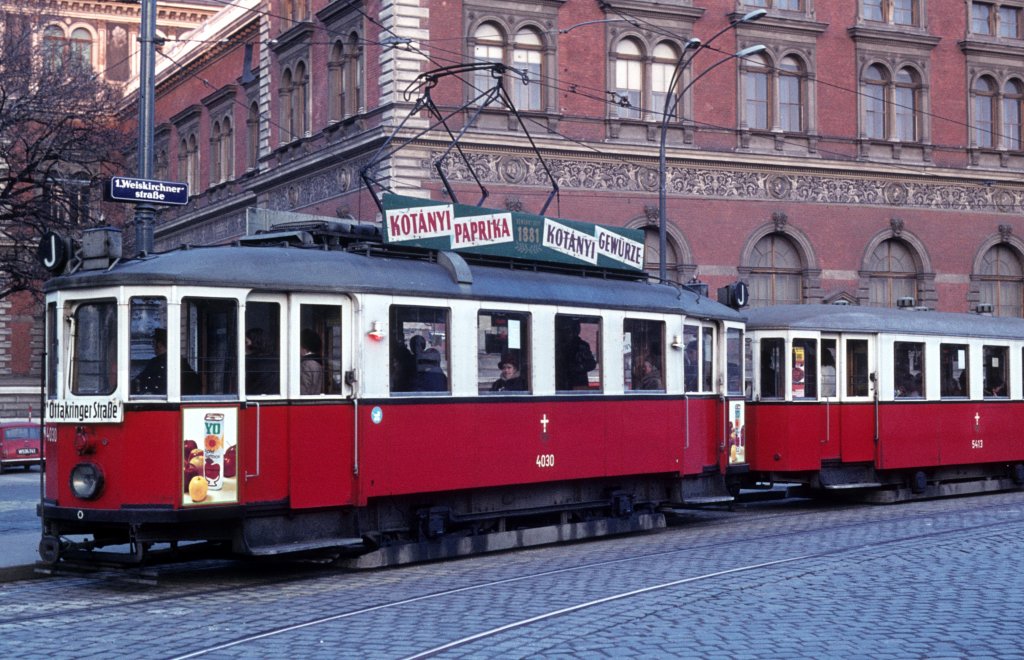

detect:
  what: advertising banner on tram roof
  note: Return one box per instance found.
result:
[381,193,645,273]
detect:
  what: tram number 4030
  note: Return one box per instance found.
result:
[536,454,555,468]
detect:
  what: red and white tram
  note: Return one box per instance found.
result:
[38,198,744,565]
[741,304,1024,500]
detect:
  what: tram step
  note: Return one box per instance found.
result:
[246,537,365,556]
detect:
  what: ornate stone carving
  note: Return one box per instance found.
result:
[428,151,1024,215]
[643,204,659,225]
[772,211,788,232]
[504,196,523,212]
[999,223,1013,242]
[890,217,904,236]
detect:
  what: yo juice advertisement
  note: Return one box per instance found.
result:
[181,406,239,506]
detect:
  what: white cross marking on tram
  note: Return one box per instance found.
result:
[540,414,549,433]
[975,412,980,425]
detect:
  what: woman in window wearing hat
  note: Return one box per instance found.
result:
[491,352,527,392]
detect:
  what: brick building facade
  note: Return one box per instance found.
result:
[141,0,1024,320]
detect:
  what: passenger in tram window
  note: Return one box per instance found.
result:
[491,352,527,392]
[413,348,448,391]
[986,378,1006,397]
[132,328,200,395]
[300,328,324,395]
[636,355,663,390]
[245,328,278,395]
[390,339,416,392]
[556,319,597,390]
[409,334,427,358]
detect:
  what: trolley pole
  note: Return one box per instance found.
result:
[134,0,158,254]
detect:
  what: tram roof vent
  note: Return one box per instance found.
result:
[79,227,122,271]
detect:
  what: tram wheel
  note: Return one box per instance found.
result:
[39,535,62,564]
[910,470,928,494]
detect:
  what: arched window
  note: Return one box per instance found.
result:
[473,22,504,96]
[972,75,997,148]
[778,55,804,132]
[642,226,681,282]
[280,67,294,142]
[344,32,363,117]
[979,245,1024,317]
[512,27,543,111]
[863,64,888,139]
[220,116,233,182]
[210,121,222,185]
[867,239,918,306]
[749,234,803,306]
[247,101,260,169]
[70,28,92,70]
[894,67,920,142]
[43,26,65,70]
[651,42,681,121]
[1003,79,1023,150]
[329,41,344,122]
[614,38,643,119]
[179,133,199,193]
[293,61,308,137]
[742,52,771,130]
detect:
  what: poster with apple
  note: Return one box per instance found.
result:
[182,406,238,506]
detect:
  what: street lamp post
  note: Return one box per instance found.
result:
[657,9,767,282]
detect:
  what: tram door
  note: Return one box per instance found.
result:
[818,335,841,461]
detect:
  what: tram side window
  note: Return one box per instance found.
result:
[940,344,968,398]
[759,338,785,399]
[71,301,117,396]
[683,324,699,392]
[181,298,237,396]
[390,305,450,393]
[701,327,715,393]
[300,304,341,395]
[129,297,168,396]
[555,315,601,392]
[983,345,1008,397]
[246,302,281,396]
[821,339,837,398]
[479,311,530,394]
[792,339,817,399]
[726,328,743,396]
[894,342,924,398]
[846,339,870,397]
[46,302,57,397]
[624,319,664,392]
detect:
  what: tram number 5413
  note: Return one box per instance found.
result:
[536,454,555,468]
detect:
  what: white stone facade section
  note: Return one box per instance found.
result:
[377,0,432,196]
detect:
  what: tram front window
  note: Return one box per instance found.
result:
[71,301,117,395]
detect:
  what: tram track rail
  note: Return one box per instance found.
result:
[3,494,1021,657]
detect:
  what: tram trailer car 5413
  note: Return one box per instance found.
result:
[37,225,744,565]
[741,305,1024,501]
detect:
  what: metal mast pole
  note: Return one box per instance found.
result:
[134,0,157,254]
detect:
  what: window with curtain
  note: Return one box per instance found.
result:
[742,52,770,130]
[779,55,804,132]
[473,22,504,97]
[651,42,681,121]
[972,75,997,148]
[1003,79,1023,149]
[979,244,1024,317]
[867,239,919,307]
[863,64,888,140]
[512,27,543,111]
[748,234,803,306]
[894,67,920,142]
[615,38,643,120]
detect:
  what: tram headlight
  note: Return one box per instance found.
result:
[70,463,104,500]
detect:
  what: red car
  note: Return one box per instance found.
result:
[0,422,42,471]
